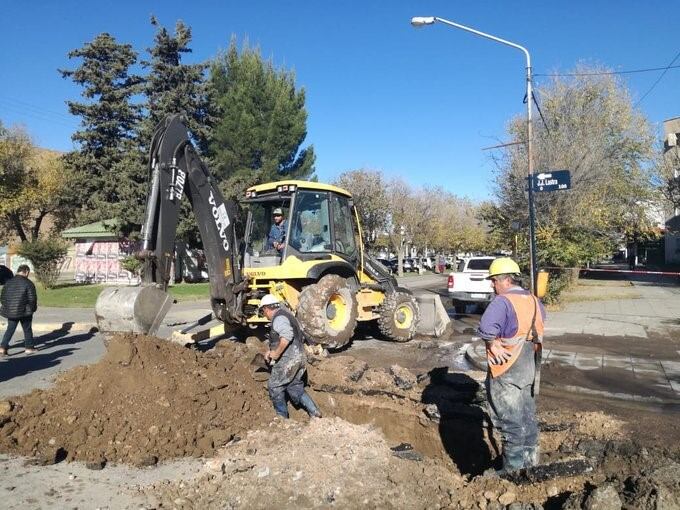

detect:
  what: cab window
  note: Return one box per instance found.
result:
[289,191,331,252]
[331,194,357,258]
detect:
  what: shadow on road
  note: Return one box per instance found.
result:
[421,367,498,476]
[0,323,97,384]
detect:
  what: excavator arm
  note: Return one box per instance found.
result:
[95,115,245,335]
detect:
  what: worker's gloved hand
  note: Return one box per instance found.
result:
[487,340,511,365]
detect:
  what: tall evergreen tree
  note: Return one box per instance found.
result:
[60,33,142,224]
[141,16,212,150]
[209,39,315,200]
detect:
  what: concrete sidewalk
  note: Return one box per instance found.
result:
[545,281,680,338]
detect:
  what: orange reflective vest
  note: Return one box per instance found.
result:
[486,293,544,378]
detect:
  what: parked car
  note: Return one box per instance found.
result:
[403,258,417,272]
[418,257,433,271]
[448,256,496,314]
[375,257,396,274]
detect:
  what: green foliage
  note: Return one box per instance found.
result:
[60,33,142,226]
[141,17,212,151]
[543,271,573,304]
[487,66,656,269]
[17,238,69,289]
[209,39,315,200]
[120,255,142,276]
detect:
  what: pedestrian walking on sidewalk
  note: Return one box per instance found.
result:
[477,257,545,474]
[0,265,38,355]
[259,294,322,419]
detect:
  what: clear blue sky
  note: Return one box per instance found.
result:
[1,1,677,201]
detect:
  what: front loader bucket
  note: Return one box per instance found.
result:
[95,286,173,336]
[413,290,451,337]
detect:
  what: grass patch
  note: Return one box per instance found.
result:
[36,282,211,308]
[560,292,642,303]
[37,283,105,308]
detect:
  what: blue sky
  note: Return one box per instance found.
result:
[1,1,677,201]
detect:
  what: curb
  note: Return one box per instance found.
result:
[0,321,98,333]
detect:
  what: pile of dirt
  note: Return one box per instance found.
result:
[0,335,273,466]
[138,416,461,509]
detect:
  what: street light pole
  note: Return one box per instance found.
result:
[411,16,538,293]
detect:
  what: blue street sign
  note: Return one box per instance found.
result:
[532,170,571,192]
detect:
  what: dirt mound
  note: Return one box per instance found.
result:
[139,417,460,509]
[0,335,273,465]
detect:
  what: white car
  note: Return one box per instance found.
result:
[447,256,495,313]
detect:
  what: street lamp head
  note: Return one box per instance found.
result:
[410,16,436,27]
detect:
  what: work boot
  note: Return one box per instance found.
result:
[271,396,289,419]
[299,393,322,418]
[0,348,7,356]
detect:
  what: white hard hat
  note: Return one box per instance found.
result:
[258,294,281,309]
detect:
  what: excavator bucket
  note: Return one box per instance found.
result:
[413,291,451,337]
[95,286,173,336]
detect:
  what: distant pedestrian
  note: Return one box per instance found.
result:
[258,294,322,419]
[0,265,38,355]
[477,257,545,474]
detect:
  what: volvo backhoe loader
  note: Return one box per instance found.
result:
[95,115,448,349]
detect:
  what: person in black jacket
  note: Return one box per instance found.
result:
[0,265,38,355]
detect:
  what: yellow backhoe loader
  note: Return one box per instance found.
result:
[95,115,448,349]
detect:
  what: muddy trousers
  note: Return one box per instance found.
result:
[268,368,321,419]
[1,317,34,350]
[486,376,538,471]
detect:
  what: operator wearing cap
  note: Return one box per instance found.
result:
[259,294,322,419]
[266,208,287,252]
[477,257,545,474]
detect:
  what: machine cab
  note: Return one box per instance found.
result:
[243,180,361,269]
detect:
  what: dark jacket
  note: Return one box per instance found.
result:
[0,275,37,319]
[0,265,13,285]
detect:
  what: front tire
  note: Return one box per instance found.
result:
[378,291,419,342]
[297,274,358,350]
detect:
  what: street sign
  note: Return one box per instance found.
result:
[532,170,571,192]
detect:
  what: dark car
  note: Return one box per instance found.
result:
[375,257,396,274]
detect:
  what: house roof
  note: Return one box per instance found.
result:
[61,219,120,239]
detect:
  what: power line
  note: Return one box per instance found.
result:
[633,50,680,107]
[535,63,680,77]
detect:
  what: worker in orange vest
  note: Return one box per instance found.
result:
[477,257,545,474]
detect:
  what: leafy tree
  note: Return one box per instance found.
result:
[0,124,75,242]
[334,169,389,248]
[17,237,69,289]
[60,33,142,225]
[487,66,656,269]
[209,39,315,200]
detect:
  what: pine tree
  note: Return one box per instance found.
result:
[209,39,315,200]
[60,33,142,225]
[140,17,212,151]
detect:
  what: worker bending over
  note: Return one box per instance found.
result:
[259,294,322,419]
[477,258,545,473]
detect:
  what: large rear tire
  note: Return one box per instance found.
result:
[378,291,419,342]
[297,274,358,350]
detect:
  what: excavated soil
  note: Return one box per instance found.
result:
[0,335,273,466]
[1,335,679,509]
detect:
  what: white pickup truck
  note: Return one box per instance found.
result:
[447,256,495,313]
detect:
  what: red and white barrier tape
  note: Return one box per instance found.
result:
[543,266,680,276]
